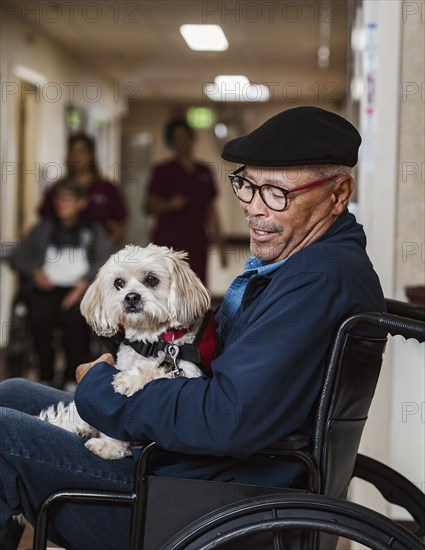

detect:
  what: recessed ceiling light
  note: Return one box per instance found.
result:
[214,75,250,87]
[204,75,270,102]
[180,24,229,51]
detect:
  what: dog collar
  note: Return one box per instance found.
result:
[121,310,217,377]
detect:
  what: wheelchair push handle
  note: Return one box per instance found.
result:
[377,312,425,342]
[385,298,425,322]
[339,310,424,344]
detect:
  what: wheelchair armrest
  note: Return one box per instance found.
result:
[135,434,309,468]
[135,435,319,493]
[259,433,310,453]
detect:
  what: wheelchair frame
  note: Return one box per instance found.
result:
[33,299,425,550]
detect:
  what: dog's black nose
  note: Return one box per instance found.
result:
[125,292,141,304]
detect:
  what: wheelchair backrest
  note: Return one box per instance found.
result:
[312,317,387,499]
[311,300,425,501]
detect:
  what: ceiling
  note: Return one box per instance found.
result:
[30,0,351,104]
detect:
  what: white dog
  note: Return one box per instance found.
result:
[39,244,212,459]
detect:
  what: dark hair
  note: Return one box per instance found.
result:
[53,179,88,199]
[68,131,95,151]
[67,132,99,176]
[163,118,194,148]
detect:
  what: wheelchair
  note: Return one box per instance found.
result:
[33,299,425,550]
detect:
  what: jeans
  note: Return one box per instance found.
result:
[0,378,134,550]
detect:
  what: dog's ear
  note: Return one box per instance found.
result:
[167,250,211,327]
[80,264,118,337]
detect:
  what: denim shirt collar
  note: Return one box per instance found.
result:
[245,255,287,276]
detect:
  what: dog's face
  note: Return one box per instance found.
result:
[80,244,211,341]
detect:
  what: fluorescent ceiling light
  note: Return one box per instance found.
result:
[13,65,47,85]
[204,75,270,102]
[214,75,249,88]
[180,24,229,51]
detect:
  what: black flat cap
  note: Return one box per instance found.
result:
[221,106,361,167]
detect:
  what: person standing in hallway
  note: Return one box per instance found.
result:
[39,132,128,249]
[144,117,226,285]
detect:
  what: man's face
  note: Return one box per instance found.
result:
[240,166,337,262]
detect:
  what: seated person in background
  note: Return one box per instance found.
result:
[39,132,128,248]
[8,180,110,389]
[0,107,385,550]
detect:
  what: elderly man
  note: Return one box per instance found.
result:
[0,107,385,550]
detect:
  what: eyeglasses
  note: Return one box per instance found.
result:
[228,166,339,212]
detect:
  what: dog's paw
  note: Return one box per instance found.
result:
[113,369,149,397]
[84,437,131,460]
[74,423,97,438]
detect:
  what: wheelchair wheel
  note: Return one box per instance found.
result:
[162,493,424,550]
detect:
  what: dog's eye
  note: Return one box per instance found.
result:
[144,274,159,288]
[114,278,125,290]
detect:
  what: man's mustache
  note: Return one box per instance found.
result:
[245,215,283,234]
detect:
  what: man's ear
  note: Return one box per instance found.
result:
[331,175,354,215]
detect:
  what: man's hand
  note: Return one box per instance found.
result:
[76,353,115,383]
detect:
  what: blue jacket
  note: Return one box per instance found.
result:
[75,211,386,486]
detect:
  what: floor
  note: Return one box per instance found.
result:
[19,523,62,549]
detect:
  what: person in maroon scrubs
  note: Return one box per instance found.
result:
[144,118,226,285]
[39,132,128,248]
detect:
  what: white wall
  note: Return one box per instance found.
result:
[390,0,425,518]
[0,14,126,346]
[353,0,424,520]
